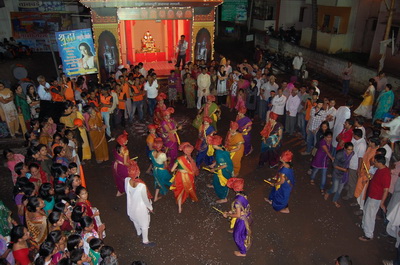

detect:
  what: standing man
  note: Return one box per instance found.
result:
[342,61,353,95]
[99,86,114,141]
[292,52,303,78]
[359,155,390,241]
[285,88,301,135]
[271,88,287,126]
[197,66,211,110]
[343,129,367,201]
[176,35,188,69]
[332,99,353,156]
[260,75,279,124]
[144,73,159,118]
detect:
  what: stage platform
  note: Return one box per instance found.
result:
[142,61,176,78]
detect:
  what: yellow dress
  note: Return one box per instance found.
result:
[76,111,92,160]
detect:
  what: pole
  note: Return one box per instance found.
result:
[378,0,396,73]
[247,0,254,31]
[48,34,60,78]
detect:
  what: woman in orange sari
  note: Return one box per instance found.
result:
[225,121,244,177]
[354,137,380,210]
[170,142,199,213]
[87,107,109,163]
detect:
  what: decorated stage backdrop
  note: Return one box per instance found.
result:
[55,28,99,76]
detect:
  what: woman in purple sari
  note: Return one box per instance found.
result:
[161,107,181,169]
[236,107,253,156]
[112,144,129,197]
[223,178,252,257]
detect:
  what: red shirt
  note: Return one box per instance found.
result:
[368,167,391,200]
[336,128,353,150]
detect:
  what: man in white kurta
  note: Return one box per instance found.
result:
[332,100,353,154]
[125,177,154,246]
[197,67,211,109]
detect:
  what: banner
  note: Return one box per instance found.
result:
[56,29,99,76]
[118,7,193,20]
[221,0,248,22]
[18,1,66,12]
[11,12,72,52]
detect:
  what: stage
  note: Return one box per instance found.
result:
[143,60,176,78]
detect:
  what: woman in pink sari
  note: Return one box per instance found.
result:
[160,107,181,169]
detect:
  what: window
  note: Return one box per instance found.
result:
[333,16,341,34]
[299,7,306,22]
[322,15,330,32]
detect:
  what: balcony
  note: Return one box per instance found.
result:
[300,28,353,53]
[304,0,353,7]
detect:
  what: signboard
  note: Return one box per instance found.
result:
[18,1,66,12]
[118,7,193,20]
[56,29,99,76]
[11,12,72,52]
[221,0,248,22]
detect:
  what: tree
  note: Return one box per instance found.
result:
[310,0,318,50]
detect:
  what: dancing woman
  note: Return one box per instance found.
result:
[265,150,295,214]
[160,107,181,169]
[170,142,199,213]
[236,107,253,156]
[258,112,283,168]
[222,178,252,257]
[193,95,221,130]
[225,121,244,177]
[195,116,215,168]
[208,135,233,203]
[153,93,167,126]
[149,138,172,202]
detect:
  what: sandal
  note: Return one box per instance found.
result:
[358,235,372,242]
[320,189,325,195]
[310,180,315,185]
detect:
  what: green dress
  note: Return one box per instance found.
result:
[15,92,31,121]
[212,149,233,199]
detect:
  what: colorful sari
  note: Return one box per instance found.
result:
[149,151,171,195]
[231,193,252,255]
[212,149,233,199]
[195,125,215,168]
[161,119,179,168]
[236,116,252,155]
[112,150,129,194]
[268,166,295,211]
[153,103,166,126]
[88,112,109,162]
[374,90,395,121]
[25,211,48,244]
[171,156,198,204]
[184,77,196,108]
[192,102,220,130]
[354,85,375,119]
[259,122,283,167]
[76,111,91,161]
[225,132,244,176]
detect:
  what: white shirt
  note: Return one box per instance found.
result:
[383,144,393,167]
[383,117,400,137]
[109,90,119,113]
[177,40,188,55]
[285,94,301,117]
[115,70,123,81]
[144,80,158,99]
[125,179,152,227]
[326,107,337,129]
[197,73,211,90]
[271,95,287,115]
[37,82,51,101]
[292,56,303,70]
[355,126,366,139]
[139,67,147,78]
[261,82,279,100]
[349,137,367,170]
[332,106,351,147]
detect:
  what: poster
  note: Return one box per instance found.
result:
[56,29,99,76]
[221,0,248,22]
[11,12,72,52]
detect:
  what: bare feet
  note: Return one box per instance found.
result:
[116,191,125,197]
[206,184,214,188]
[178,207,182,214]
[334,202,341,208]
[234,251,246,257]
[154,196,162,202]
[264,198,272,205]
[227,229,233,233]
[216,198,228,204]
[279,208,290,214]
[324,193,329,200]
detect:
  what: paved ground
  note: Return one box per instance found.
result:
[0,49,397,265]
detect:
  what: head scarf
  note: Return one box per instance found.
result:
[117,130,128,146]
[209,135,223,146]
[227,178,244,192]
[280,150,293,163]
[269,112,278,121]
[153,137,163,151]
[156,93,167,102]
[162,107,174,118]
[147,124,157,130]
[230,121,239,131]
[179,142,194,155]
[207,95,216,102]
[73,118,83,127]
[238,107,247,115]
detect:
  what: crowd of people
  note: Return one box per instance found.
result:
[0,38,31,61]
[0,48,399,264]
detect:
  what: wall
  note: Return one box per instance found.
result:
[318,6,351,33]
[256,35,400,94]
[279,0,304,29]
[305,0,352,7]
[300,28,353,53]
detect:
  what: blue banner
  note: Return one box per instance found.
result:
[55,28,98,76]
